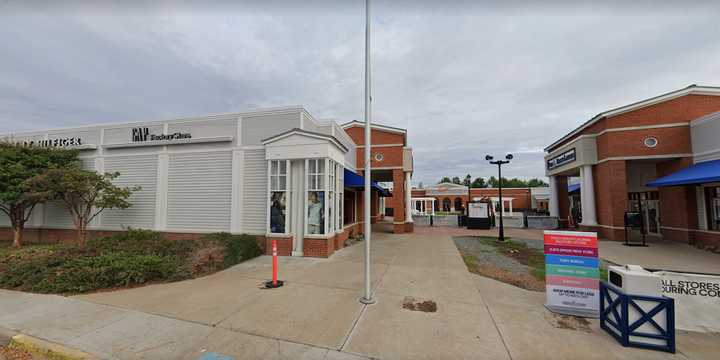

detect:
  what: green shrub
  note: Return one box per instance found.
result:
[86,229,197,258]
[203,232,262,267]
[0,230,262,294]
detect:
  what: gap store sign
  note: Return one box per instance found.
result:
[544,230,599,318]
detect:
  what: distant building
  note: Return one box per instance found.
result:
[411,182,549,216]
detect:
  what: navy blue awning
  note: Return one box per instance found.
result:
[344,169,390,196]
[568,183,581,194]
[647,159,720,187]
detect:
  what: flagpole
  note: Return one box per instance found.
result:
[360,0,375,305]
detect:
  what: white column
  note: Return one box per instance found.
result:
[432,199,436,215]
[508,199,513,215]
[405,172,413,223]
[580,165,597,226]
[549,175,559,217]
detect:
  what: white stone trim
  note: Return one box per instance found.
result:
[596,154,693,164]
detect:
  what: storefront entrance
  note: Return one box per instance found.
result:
[629,192,660,236]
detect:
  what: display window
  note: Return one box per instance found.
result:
[268,160,290,234]
[307,159,326,235]
[338,164,344,230]
[706,186,720,231]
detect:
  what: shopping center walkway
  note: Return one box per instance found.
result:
[0,224,717,359]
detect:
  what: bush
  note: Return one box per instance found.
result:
[203,232,262,267]
[0,230,262,294]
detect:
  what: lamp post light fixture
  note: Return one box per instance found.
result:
[486,154,513,242]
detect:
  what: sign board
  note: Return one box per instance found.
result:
[544,230,599,317]
[131,127,191,142]
[546,148,576,170]
[655,271,720,333]
[469,202,488,218]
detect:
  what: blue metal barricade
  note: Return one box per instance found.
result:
[599,281,675,353]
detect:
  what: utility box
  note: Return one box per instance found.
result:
[608,265,662,297]
[467,200,491,229]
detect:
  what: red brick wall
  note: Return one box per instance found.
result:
[656,158,698,243]
[344,127,405,146]
[265,236,292,256]
[392,169,406,233]
[594,161,627,235]
[356,146,404,169]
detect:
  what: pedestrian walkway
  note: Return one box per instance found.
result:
[0,225,717,359]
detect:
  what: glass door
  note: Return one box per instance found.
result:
[644,200,660,236]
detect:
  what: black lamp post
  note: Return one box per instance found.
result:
[486,154,513,242]
[465,174,472,226]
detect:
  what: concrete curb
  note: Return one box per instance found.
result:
[8,334,99,360]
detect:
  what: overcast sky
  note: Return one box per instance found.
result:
[2,1,720,185]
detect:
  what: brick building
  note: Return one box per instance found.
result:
[411,182,548,215]
[545,85,720,249]
[0,107,414,257]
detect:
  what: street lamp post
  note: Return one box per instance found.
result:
[486,154,513,242]
[465,174,472,225]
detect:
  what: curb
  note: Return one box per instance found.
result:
[8,334,98,360]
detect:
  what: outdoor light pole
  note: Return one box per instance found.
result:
[486,154,513,242]
[360,0,375,305]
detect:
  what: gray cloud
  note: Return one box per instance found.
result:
[2,1,720,185]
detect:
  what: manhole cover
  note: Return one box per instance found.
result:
[402,296,437,312]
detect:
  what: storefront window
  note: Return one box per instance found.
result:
[328,160,335,233]
[706,187,720,231]
[338,164,344,229]
[307,159,326,235]
[269,160,289,234]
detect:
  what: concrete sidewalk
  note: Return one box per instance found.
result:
[1,225,717,359]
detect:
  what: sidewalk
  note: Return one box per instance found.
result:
[0,225,717,359]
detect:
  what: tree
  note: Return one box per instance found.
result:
[32,168,139,246]
[527,178,549,187]
[471,177,487,188]
[463,174,472,187]
[451,176,462,185]
[439,176,452,184]
[0,142,78,247]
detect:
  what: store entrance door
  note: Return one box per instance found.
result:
[644,200,660,236]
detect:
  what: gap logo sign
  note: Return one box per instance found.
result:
[544,230,599,318]
[132,127,150,142]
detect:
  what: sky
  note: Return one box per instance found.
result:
[2,1,720,186]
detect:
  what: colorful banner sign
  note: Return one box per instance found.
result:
[544,230,599,318]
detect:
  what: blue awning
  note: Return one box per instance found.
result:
[568,183,581,194]
[647,159,720,187]
[344,169,390,196]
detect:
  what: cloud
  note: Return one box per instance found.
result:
[1,1,720,185]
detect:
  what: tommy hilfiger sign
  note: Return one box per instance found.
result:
[131,127,192,142]
[22,138,83,148]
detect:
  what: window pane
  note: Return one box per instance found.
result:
[317,175,324,189]
[271,176,278,191]
[280,161,287,174]
[270,191,286,233]
[279,176,287,190]
[309,159,316,174]
[328,192,334,232]
[318,159,325,174]
[308,191,325,234]
[271,161,278,175]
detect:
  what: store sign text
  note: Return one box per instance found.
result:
[547,148,576,170]
[22,138,83,148]
[131,127,192,142]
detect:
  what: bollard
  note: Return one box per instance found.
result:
[264,240,284,288]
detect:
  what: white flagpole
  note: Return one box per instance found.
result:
[360,0,375,305]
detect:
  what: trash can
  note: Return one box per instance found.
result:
[600,265,675,353]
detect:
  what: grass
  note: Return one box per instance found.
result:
[0,230,262,294]
[476,236,546,281]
